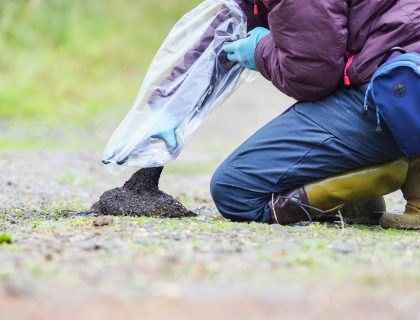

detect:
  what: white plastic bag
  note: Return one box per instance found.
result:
[102,0,249,169]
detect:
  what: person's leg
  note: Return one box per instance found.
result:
[210,85,402,223]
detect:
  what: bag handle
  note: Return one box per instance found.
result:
[378,47,407,67]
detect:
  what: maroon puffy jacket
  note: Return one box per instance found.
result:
[237,0,420,101]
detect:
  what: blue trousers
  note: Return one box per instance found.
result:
[210,85,402,223]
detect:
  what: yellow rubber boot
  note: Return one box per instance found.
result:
[380,157,420,230]
[305,158,408,212]
[305,158,408,224]
[270,158,408,225]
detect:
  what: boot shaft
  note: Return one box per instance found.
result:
[401,157,420,214]
[305,158,408,212]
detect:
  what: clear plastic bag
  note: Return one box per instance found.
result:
[102,0,249,169]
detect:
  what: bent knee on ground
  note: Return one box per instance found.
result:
[210,163,271,223]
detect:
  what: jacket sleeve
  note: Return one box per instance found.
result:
[235,0,269,30]
[254,0,348,101]
[149,7,235,108]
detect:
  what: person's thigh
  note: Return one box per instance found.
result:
[210,87,402,223]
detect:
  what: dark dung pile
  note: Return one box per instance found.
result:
[92,167,196,218]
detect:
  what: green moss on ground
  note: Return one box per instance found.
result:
[0,233,13,244]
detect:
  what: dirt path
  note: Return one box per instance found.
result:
[1,78,419,320]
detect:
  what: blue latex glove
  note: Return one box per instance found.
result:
[154,129,177,150]
[223,27,270,70]
[150,113,179,150]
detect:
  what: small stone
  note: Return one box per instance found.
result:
[93,216,114,227]
[45,253,54,261]
[78,239,104,251]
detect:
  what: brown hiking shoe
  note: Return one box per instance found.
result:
[380,157,420,230]
[269,187,386,226]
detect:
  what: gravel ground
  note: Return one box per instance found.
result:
[1,78,419,319]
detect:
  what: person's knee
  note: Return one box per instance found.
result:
[210,165,230,218]
[210,163,270,222]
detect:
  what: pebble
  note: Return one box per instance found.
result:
[93,216,114,227]
[78,239,105,251]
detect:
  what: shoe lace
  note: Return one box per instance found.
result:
[271,194,345,224]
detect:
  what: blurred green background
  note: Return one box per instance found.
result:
[0,0,200,125]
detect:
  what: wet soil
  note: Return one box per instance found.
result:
[91,167,196,218]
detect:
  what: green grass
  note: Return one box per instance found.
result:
[3,215,419,280]
[1,211,419,311]
[0,233,13,244]
[0,0,201,124]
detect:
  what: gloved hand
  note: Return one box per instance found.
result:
[223,27,270,70]
[153,128,178,150]
[150,113,179,150]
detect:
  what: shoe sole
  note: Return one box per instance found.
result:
[379,213,420,230]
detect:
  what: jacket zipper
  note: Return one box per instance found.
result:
[343,51,353,87]
[254,0,259,15]
[254,0,269,16]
